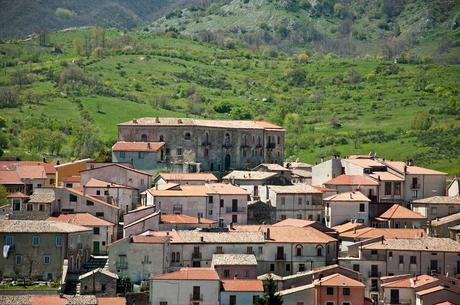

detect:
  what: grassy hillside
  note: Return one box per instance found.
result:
[0,28,458,175]
[151,0,460,61]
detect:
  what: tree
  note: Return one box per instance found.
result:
[255,273,283,305]
[410,112,433,131]
[20,129,48,153]
[48,131,66,155]
[71,122,103,158]
[0,185,8,207]
[0,131,8,157]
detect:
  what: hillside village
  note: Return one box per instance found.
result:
[0,117,459,305]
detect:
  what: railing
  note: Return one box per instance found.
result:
[370,285,379,292]
[190,293,203,301]
[266,143,276,149]
[362,253,386,261]
[384,298,412,305]
[368,271,381,277]
[202,140,211,146]
[225,207,246,213]
[411,184,421,189]
[116,262,128,269]
[223,142,233,148]
[192,252,202,260]
[275,253,286,261]
[427,267,441,274]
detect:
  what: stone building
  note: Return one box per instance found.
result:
[79,268,118,296]
[116,118,285,173]
[0,220,92,280]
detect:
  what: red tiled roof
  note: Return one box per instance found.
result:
[85,178,136,189]
[332,222,366,234]
[416,285,446,296]
[312,185,337,193]
[152,268,219,280]
[377,204,426,220]
[97,297,126,305]
[79,163,152,176]
[112,141,165,152]
[0,170,24,184]
[272,218,316,228]
[314,273,365,287]
[385,161,447,175]
[340,228,426,239]
[63,175,81,183]
[234,225,337,243]
[381,274,438,288]
[48,213,115,227]
[369,172,404,182]
[160,214,216,224]
[324,191,370,202]
[7,192,29,199]
[20,161,57,174]
[222,280,264,292]
[31,295,66,305]
[159,172,218,181]
[324,175,379,186]
[17,165,47,179]
[254,121,284,129]
[131,235,170,244]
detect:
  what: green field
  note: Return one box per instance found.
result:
[0,28,458,175]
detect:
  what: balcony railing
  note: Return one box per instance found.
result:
[275,253,286,261]
[427,267,441,274]
[225,206,246,213]
[384,298,412,305]
[202,140,211,146]
[411,184,421,189]
[192,252,202,260]
[370,285,379,292]
[362,253,386,261]
[223,142,233,149]
[266,143,276,149]
[190,293,203,302]
[368,271,381,277]
[116,262,128,269]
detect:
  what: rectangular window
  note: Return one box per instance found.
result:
[394,182,401,195]
[208,196,213,203]
[6,236,14,246]
[216,246,223,254]
[143,255,150,264]
[352,264,360,272]
[286,264,291,272]
[326,302,334,305]
[32,235,40,246]
[27,204,33,211]
[177,148,182,156]
[224,269,230,278]
[389,251,393,258]
[359,203,365,212]
[298,198,302,205]
[232,214,238,223]
[270,264,275,272]
[258,246,263,254]
[281,215,286,220]
[160,302,167,305]
[229,295,236,305]
[371,250,377,255]
[138,152,144,159]
[56,236,62,247]
[385,182,392,195]
[44,255,51,264]
[327,287,334,295]
[119,151,125,158]
[431,207,437,215]
[96,212,104,217]
[86,200,94,206]
[93,227,100,235]
[69,194,78,202]
[299,264,305,272]
[247,246,253,254]
[281,197,285,205]
[15,255,22,265]
[343,288,350,296]
[399,255,404,264]
[410,256,417,264]
[39,204,44,211]
[297,214,302,219]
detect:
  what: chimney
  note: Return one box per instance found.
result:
[42,157,46,163]
[178,119,183,124]
[266,228,271,240]
[229,222,234,230]
[200,236,204,242]
[353,227,357,234]
[197,213,201,224]
[147,142,151,150]
[83,185,86,195]
[234,274,238,280]
[155,117,160,123]
[404,165,407,173]
[133,119,138,124]
[57,160,60,165]
[320,157,324,163]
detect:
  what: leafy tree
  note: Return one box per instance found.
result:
[20,129,48,153]
[0,116,6,129]
[255,273,283,305]
[0,185,8,207]
[0,131,7,157]
[48,131,66,155]
[410,112,433,131]
[0,90,20,108]
[71,122,103,158]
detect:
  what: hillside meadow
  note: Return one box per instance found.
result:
[0,28,458,175]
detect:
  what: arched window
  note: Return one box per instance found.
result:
[316,245,323,257]
[295,244,303,257]
[159,135,164,142]
[141,134,147,142]
[184,132,191,140]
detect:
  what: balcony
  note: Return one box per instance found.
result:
[225,206,246,213]
[362,253,386,261]
[370,285,379,292]
[190,293,203,302]
[192,252,202,260]
[266,143,276,149]
[116,262,128,269]
[275,253,286,261]
[384,298,412,305]
[368,271,381,278]
[222,142,233,149]
[201,140,211,147]
[411,184,421,189]
[427,267,441,275]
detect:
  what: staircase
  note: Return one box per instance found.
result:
[80,255,108,273]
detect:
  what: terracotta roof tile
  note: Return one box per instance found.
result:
[66,188,120,210]
[377,204,426,220]
[344,158,385,168]
[17,165,47,179]
[416,285,446,296]
[324,191,370,202]
[254,163,288,171]
[31,295,67,305]
[160,214,216,224]
[20,161,57,175]
[369,172,404,181]
[63,175,81,183]
[7,192,29,199]
[0,170,24,184]
[97,297,126,305]
[148,183,248,197]
[361,237,460,252]
[340,228,426,239]
[152,268,219,280]
[159,172,218,182]
[291,169,312,178]
[79,163,152,176]
[381,274,438,288]
[268,184,322,194]
[413,196,460,205]
[233,225,337,243]
[222,280,264,292]
[112,141,164,152]
[0,220,91,233]
[384,161,447,175]
[431,212,460,226]
[332,222,366,234]
[223,171,277,181]
[48,213,115,227]
[325,175,379,186]
[272,218,316,228]
[131,235,170,244]
[314,273,365,287]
